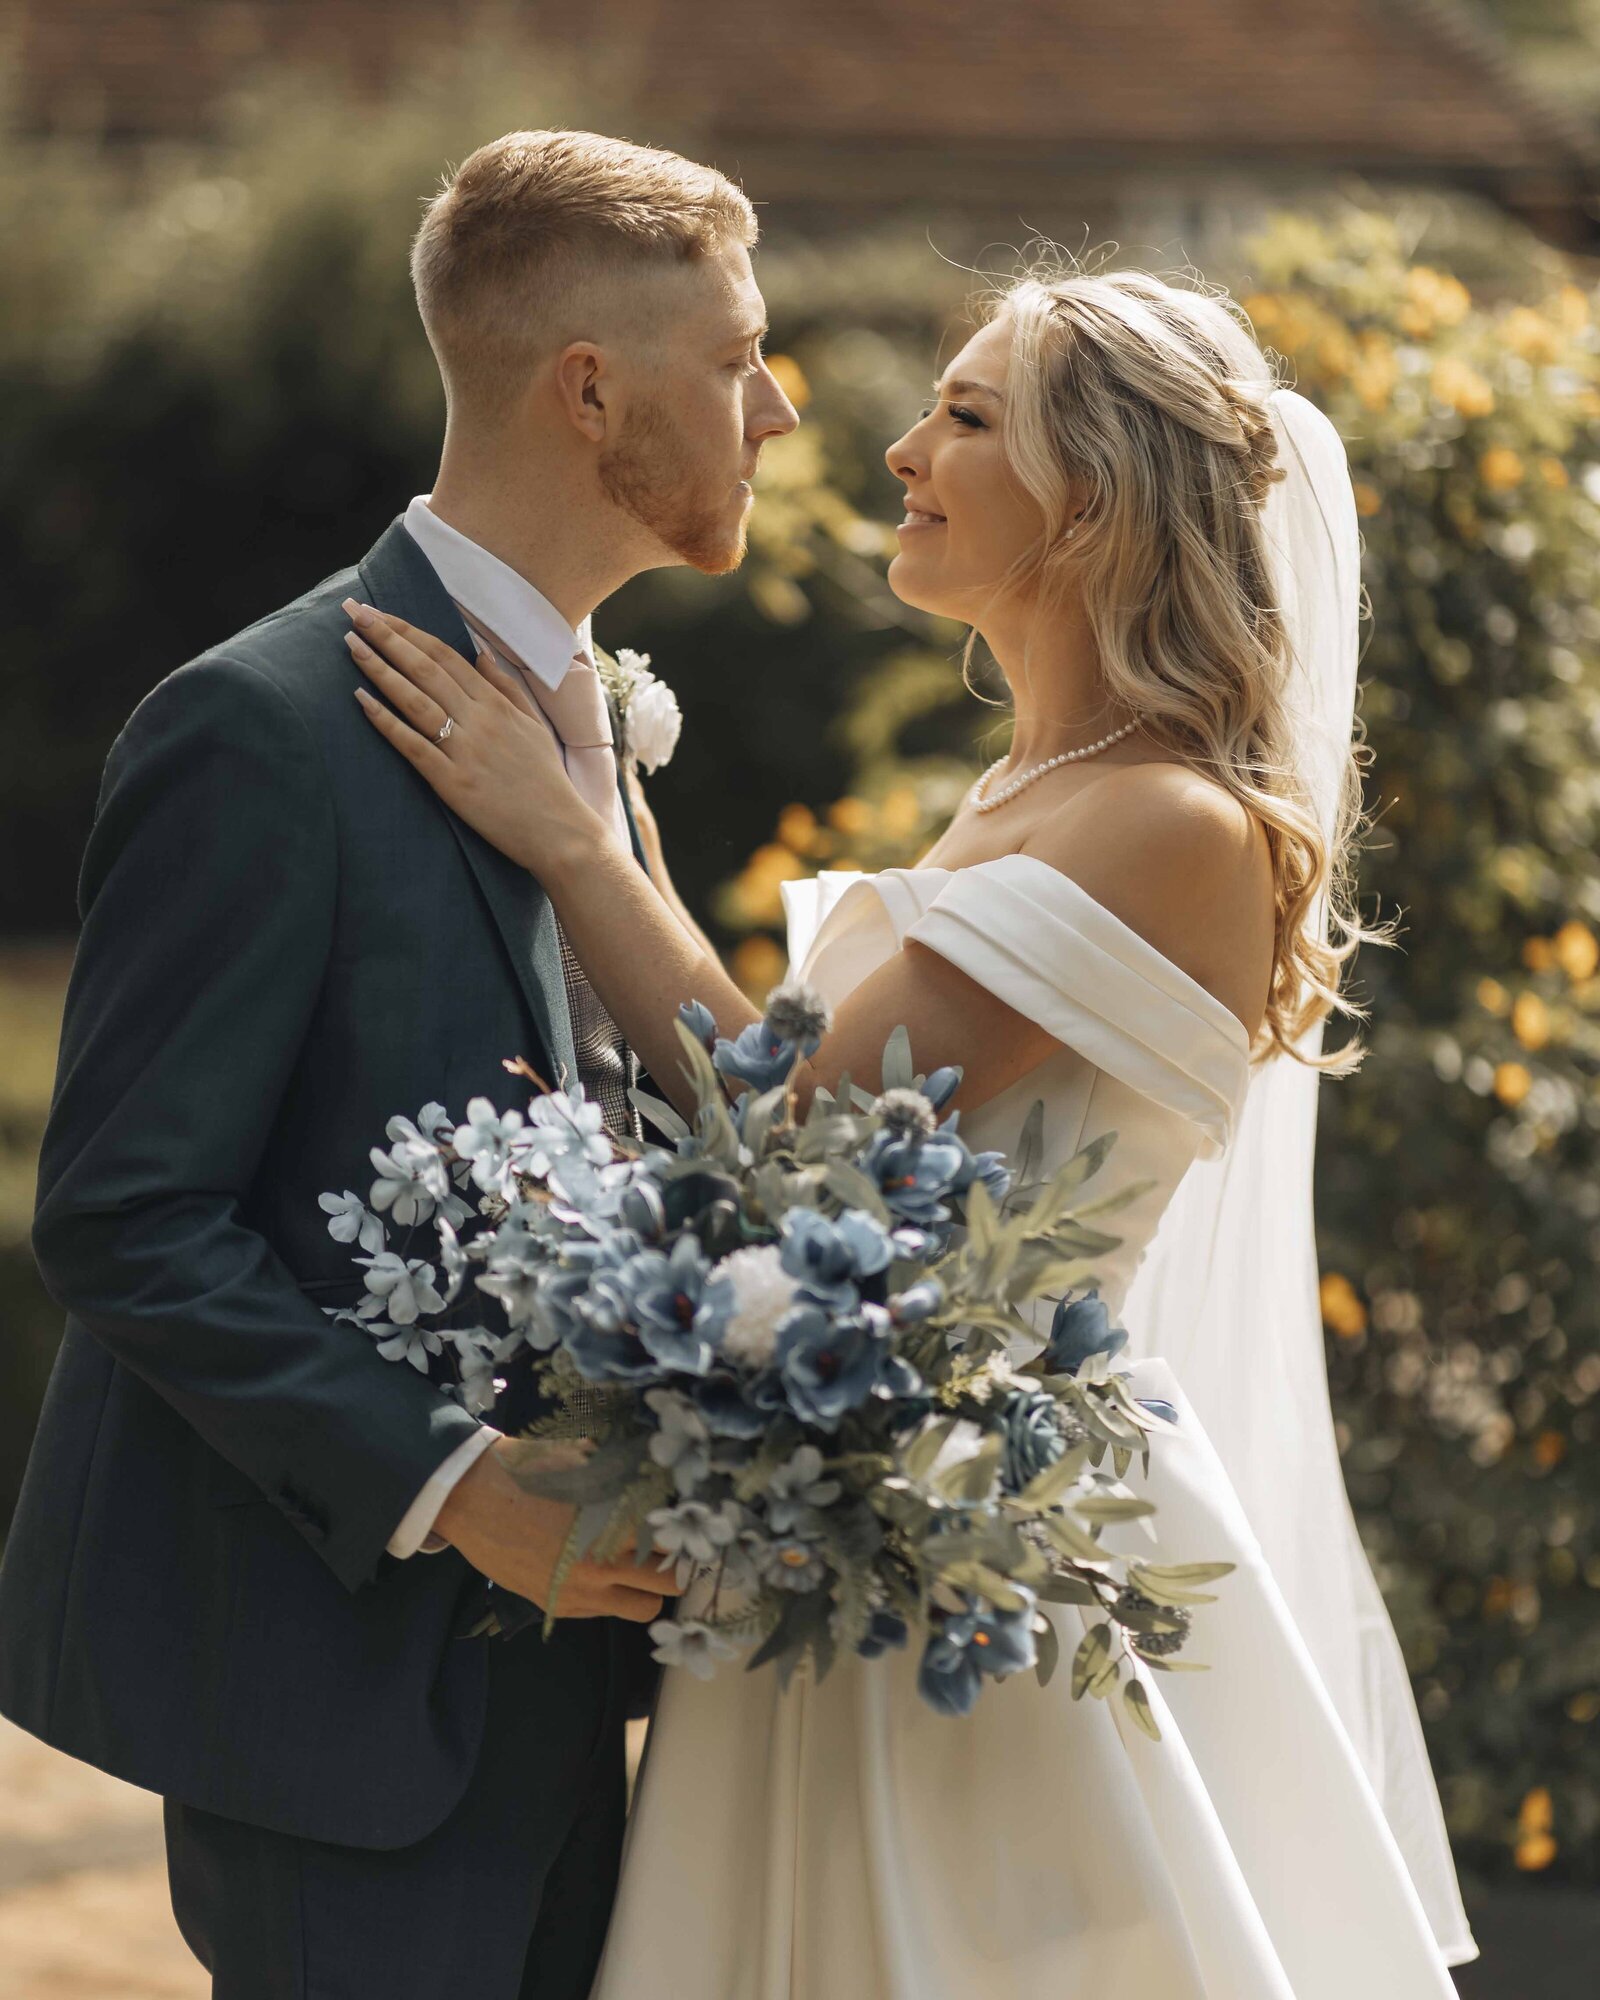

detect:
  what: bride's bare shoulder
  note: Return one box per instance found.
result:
[1019,761,1274,1023]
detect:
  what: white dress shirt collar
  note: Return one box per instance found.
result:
[401,494,594,692]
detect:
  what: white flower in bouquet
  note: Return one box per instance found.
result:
[611,648,682,774]
[717,1244,797,1367]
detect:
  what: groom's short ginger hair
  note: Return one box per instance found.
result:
[411,129,757,406]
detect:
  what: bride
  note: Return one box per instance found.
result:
[349,265,1476,1992]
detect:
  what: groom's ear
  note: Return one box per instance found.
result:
[553,341,611,444]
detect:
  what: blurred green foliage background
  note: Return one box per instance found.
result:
[2,40,1599,1912]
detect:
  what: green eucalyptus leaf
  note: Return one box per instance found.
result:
[674,1016,726,1110]
[1070,1621,1113,1700]
[1039,1512,1111,1564]
[881,1024,915,1090]
[901,1415,957,1483]
[1017,1443,1092,1510]
[1010,1099,1046,1206]
[1122,1677,1163,1741]
[1073,1494,1157,1524]
[936,1559,1030,1612]
[1135,1562,1237,1586]
[933,1430,1003,1504]
[1033,1572,1101,1606]
[628,1087,690,1142]
[823,1158,892,1224]
[1034,1612,1061,1689]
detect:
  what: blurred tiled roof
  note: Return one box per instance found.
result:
[18,0,1600,248]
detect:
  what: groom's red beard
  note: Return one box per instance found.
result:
[598,396,749,575]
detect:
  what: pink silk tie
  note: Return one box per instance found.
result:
[461,612,629,843]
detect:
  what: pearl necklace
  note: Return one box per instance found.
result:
[971,721,1141,812]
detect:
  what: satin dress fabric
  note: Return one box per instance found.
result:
[589,857,1460,2000]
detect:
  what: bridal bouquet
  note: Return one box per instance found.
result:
[318,987,1229,1729]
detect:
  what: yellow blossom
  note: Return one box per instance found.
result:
[731,934,788,1001]
[1477,978,1508,1015]
[727,843,807,925]
[776,802,819,852]
[1479,447,1524,491]
[878,786,922,841]
[1494,1062,1532,1106]
[1405,265,1471,331]
[1512,991,1550,1050]
[1319,1271,1368,1339]
[764,353,811,410]
[1539,456,1570,490]
[1514,1787,1557,1870]
[1522,936,1555,972]
[1501,308,1559,363]
[828,796,874,837]
[1554,285,1589,336]
[1352,481,1383,518]
[1552,920,1599,981]
[1515,1832,1558,1871]
[1431,356,1495,419]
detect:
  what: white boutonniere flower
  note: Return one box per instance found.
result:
[599,646,682,774]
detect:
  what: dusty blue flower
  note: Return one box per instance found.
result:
[644,1388,713,1493]
[888,1277,945,1325]
[921,1066,962,1111]
[763,1444,842,1532]
[856,1607,910,1660]
[450,1326,518,1414]
[368,1130,450,1227]
[370,1318,445,1374]
[318,1189,385,1255]
[779,1208,892,1309]
[678,999,718,1049]
[1042,1292,1128,1374]
[451,1098,526,1196]
[858,1129,968,1225]
[692,1372,771,1438]
[761,1537,830,1592]
[617,1236,732,1375]
[1000,1389,1072,1490]
[955,1147,1013,1205]
[647,1497,744,1585]
[775,1302,890,1430]
[918,1594,1039,1715]
[648,1616,742,1680]
[355,1251,445,1327]
[714,1019,802,1091]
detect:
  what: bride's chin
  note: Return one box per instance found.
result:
[884,554,944,617]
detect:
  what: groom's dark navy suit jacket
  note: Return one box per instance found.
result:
[0,521,651,1848]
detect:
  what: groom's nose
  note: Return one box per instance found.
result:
[748,360,801,441]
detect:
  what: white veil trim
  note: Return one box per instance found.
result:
[1121,390,1476,1965]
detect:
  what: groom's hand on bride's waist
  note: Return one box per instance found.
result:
[433,1436,682,1623]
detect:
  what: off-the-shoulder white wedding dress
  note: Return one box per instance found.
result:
[589,853,1471,2000]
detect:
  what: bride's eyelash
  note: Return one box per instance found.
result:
[919,401,985,430]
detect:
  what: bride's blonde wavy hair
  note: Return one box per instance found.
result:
[977,263,1389,1072]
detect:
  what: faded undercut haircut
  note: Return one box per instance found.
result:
[411,129,758,408]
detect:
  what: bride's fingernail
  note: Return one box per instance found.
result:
[344,630,372,658]
[343,598,373,628]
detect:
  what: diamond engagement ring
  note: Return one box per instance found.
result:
[434,716,455,744]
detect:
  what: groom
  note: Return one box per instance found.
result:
[0,130,797,1997]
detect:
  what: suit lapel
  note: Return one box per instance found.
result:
[356,519,578,1088]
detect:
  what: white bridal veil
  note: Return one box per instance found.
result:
[1122,389,1475,1964]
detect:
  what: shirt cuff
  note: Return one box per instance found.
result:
[386,1426,500,1559]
